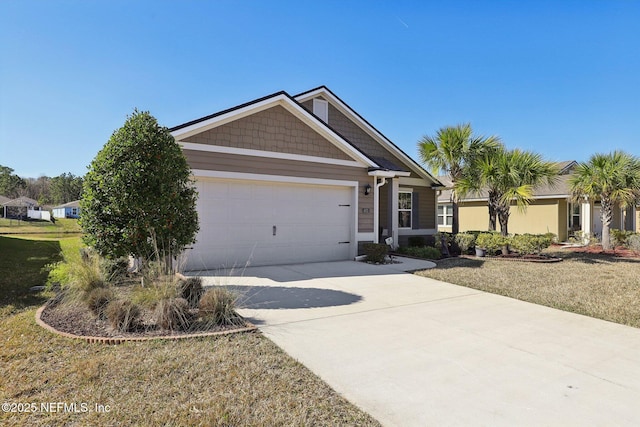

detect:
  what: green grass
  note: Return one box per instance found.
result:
[0,235,380,426]
[0,218,82,235]
[0,236,63,316]
[417,249,640,328]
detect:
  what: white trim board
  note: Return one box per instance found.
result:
[191,169,359,188]
[180,142,364,168]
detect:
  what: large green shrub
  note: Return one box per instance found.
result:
[454,233,476,253]
[435,231,461,255]
[81,110,199,265]
[362,243,388,263]
[397,246,441,260]
[510,234,554,255]
[627,234,640,252]
[611,229,632,248]
[475,233,501,252]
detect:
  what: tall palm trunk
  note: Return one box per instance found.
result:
[487,190,498,231]
[600,198,613,250]
[497,202,510,236]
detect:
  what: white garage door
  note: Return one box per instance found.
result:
[184,178,354,271]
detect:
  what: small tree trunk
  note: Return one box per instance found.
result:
[600,198,613,251]
[498,204,510,236]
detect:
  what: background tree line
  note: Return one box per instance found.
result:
[0,165,83,205]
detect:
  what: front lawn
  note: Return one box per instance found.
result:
[417,249,640,328]
[0,217,82,234]
[0,236,380,426]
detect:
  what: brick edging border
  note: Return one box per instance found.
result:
[35,305,258,345]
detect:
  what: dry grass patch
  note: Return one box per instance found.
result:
[1,308,380,426]
[417,249,640,327]
[1,235,380,426]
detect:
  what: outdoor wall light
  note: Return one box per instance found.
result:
[364,184,372,195]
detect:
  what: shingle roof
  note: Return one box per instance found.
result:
[0,195,11,205]
[2,196,39,207]
[369,156,409,173]
[437,161,577,203]
[53,200,81,209]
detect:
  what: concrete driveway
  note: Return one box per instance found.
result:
[199,258,640,426]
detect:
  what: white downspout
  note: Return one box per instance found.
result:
[373,177,387,244]
[581,196,591,244]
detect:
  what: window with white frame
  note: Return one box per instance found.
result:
[398,191,412,228]
[569,202,581,231]
[438,204,453,226]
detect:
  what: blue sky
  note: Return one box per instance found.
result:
[1,1,639,178]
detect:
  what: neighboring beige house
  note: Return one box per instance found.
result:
[171,86,442,270]
[2,196,39,219]
[437,161,636,241]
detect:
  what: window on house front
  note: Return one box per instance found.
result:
[569,203,581,230]
[398,191,412,228]
[438,204,453,226]
[72,208,78,216]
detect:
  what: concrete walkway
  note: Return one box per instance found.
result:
[198,258,640,426]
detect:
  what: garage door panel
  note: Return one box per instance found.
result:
[185,179,354,270]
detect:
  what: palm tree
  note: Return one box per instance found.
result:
[569,151,640,250]
[418,123,501,234]
[458,147,559,236]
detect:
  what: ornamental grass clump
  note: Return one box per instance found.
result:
[106,299,141,332]
[86,287,114,320]
[178,277,204,309]
[154,297,192,331]
[199,287,243,326]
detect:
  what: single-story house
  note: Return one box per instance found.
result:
[52,200,81,219]
[170,86,442,270]
[437,161,637,241]
[2,196,39,219]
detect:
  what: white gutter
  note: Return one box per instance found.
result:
[368,170,411,178]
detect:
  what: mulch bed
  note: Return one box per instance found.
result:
[457,253,562,263]
[36,287,256,344]
[563,245,640,259]
[40,304,253,338]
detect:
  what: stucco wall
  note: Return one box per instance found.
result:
[459,199,566,239]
